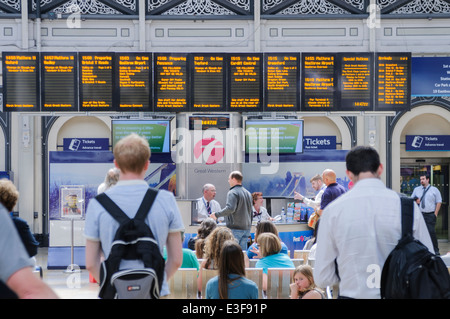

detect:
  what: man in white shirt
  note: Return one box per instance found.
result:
[195,183,221,223]
[314,146,433,299]
[411,174,442,255]
[294,174,326,210]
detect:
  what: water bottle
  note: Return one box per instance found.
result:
[281,207,286,223]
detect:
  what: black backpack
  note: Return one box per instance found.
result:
[380,197,450,299]
[95,188,165,299]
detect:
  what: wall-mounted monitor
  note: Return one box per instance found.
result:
[111,120,171,153]
[245,119,304,154]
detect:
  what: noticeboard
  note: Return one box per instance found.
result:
[264,53,300,112]
[301,53,337,111]
[115,53,152,112]
[228,53,263,112]
[41,52,78,112]
[2,52,40,111]
[190,53,226,112]
[375,52,411,112]
[79,52,115,111]
[154,53,189,112]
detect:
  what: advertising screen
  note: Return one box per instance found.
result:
[245,120,304,154]
[111,120,171,153]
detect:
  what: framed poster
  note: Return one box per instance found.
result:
[60,185,85,219]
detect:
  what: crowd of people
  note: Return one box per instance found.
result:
[0,131,447,299]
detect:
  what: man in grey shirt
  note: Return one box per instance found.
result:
[211,171,253,250]
[0,204,58,298]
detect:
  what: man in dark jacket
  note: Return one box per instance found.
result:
[211,171,253,250]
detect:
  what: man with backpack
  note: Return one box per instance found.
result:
[314,146,434,299]
[84,133,184,298]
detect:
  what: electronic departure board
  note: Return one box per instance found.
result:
[41,53,78,112]
[228,53,263,112]
[190,53,226,112]
[154,53,189,112]
[338,53,373,111]
[375,52,411,111]
[188,114,230,130]
[115,53,152,112]
[2,52,40,111]
[79,52,115,111]
[264,53,300,112]
[302,53,337,111]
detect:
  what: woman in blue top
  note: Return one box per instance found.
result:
[255,233,295,292]
[206,240,259,299]
[247,220,289,259]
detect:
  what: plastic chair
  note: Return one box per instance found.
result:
[245,268,264,299]
[265,268,295,299]
[167,268,199,299]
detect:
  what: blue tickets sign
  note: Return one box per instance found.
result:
[63,138,109,151]
[405,135,450,151]
[303,136,336,150]
[412,57,450,96]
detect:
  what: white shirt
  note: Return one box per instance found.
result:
[303,185,326,209]
[411,185,442,213]
[314,178,434,299]
[195,197,221,223]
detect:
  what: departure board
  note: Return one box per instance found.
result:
[2,52,40,111]
[116,53,152,112]
[302,53,337,111]
[338,53,373,111]
[190,53,226,112]
[375,52,411,111]
[154,53,189,112]
[41,53,78,112]
[228,53,263,112]
[79,52,115,111]
[264,53,300,112]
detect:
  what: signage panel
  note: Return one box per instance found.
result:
[63,138,109,151]
[41,52,78,112]
[116,53,152,112]
[79,52,115,111]
[304,136,336,150]
[405,135,450,151]
[2,52,40,111]
[154,53,189,112]
[264,53,300,112]
[412,57,450,96]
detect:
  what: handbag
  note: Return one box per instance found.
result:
[308,212,319,229]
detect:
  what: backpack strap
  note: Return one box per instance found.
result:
[400,196,414,237]
[95,188,158,225]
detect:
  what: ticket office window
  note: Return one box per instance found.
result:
[400,163,449,240]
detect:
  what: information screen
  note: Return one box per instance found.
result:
[228,53,263,112]
[2,52,40,111]
[264,53,300,112]
[116,53,152,112]
[188,114,230,130]
[79,52,115,111]
[302,53,337,111]
[190,53,226,112]
[338,53,373,111]
[41,52,78,112]
[375,52,411,111]
[154,53,189,112]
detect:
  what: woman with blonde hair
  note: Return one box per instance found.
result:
[290,265,325,299]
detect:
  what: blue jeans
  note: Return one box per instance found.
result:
[231,229,251,251]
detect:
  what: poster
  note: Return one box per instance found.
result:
[60,186,84,219]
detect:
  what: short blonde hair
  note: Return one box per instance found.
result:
[0,179,19,212]
[113,133,150,174]
[257,232,282,258]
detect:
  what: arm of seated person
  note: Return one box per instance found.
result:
[301,289,323,299]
